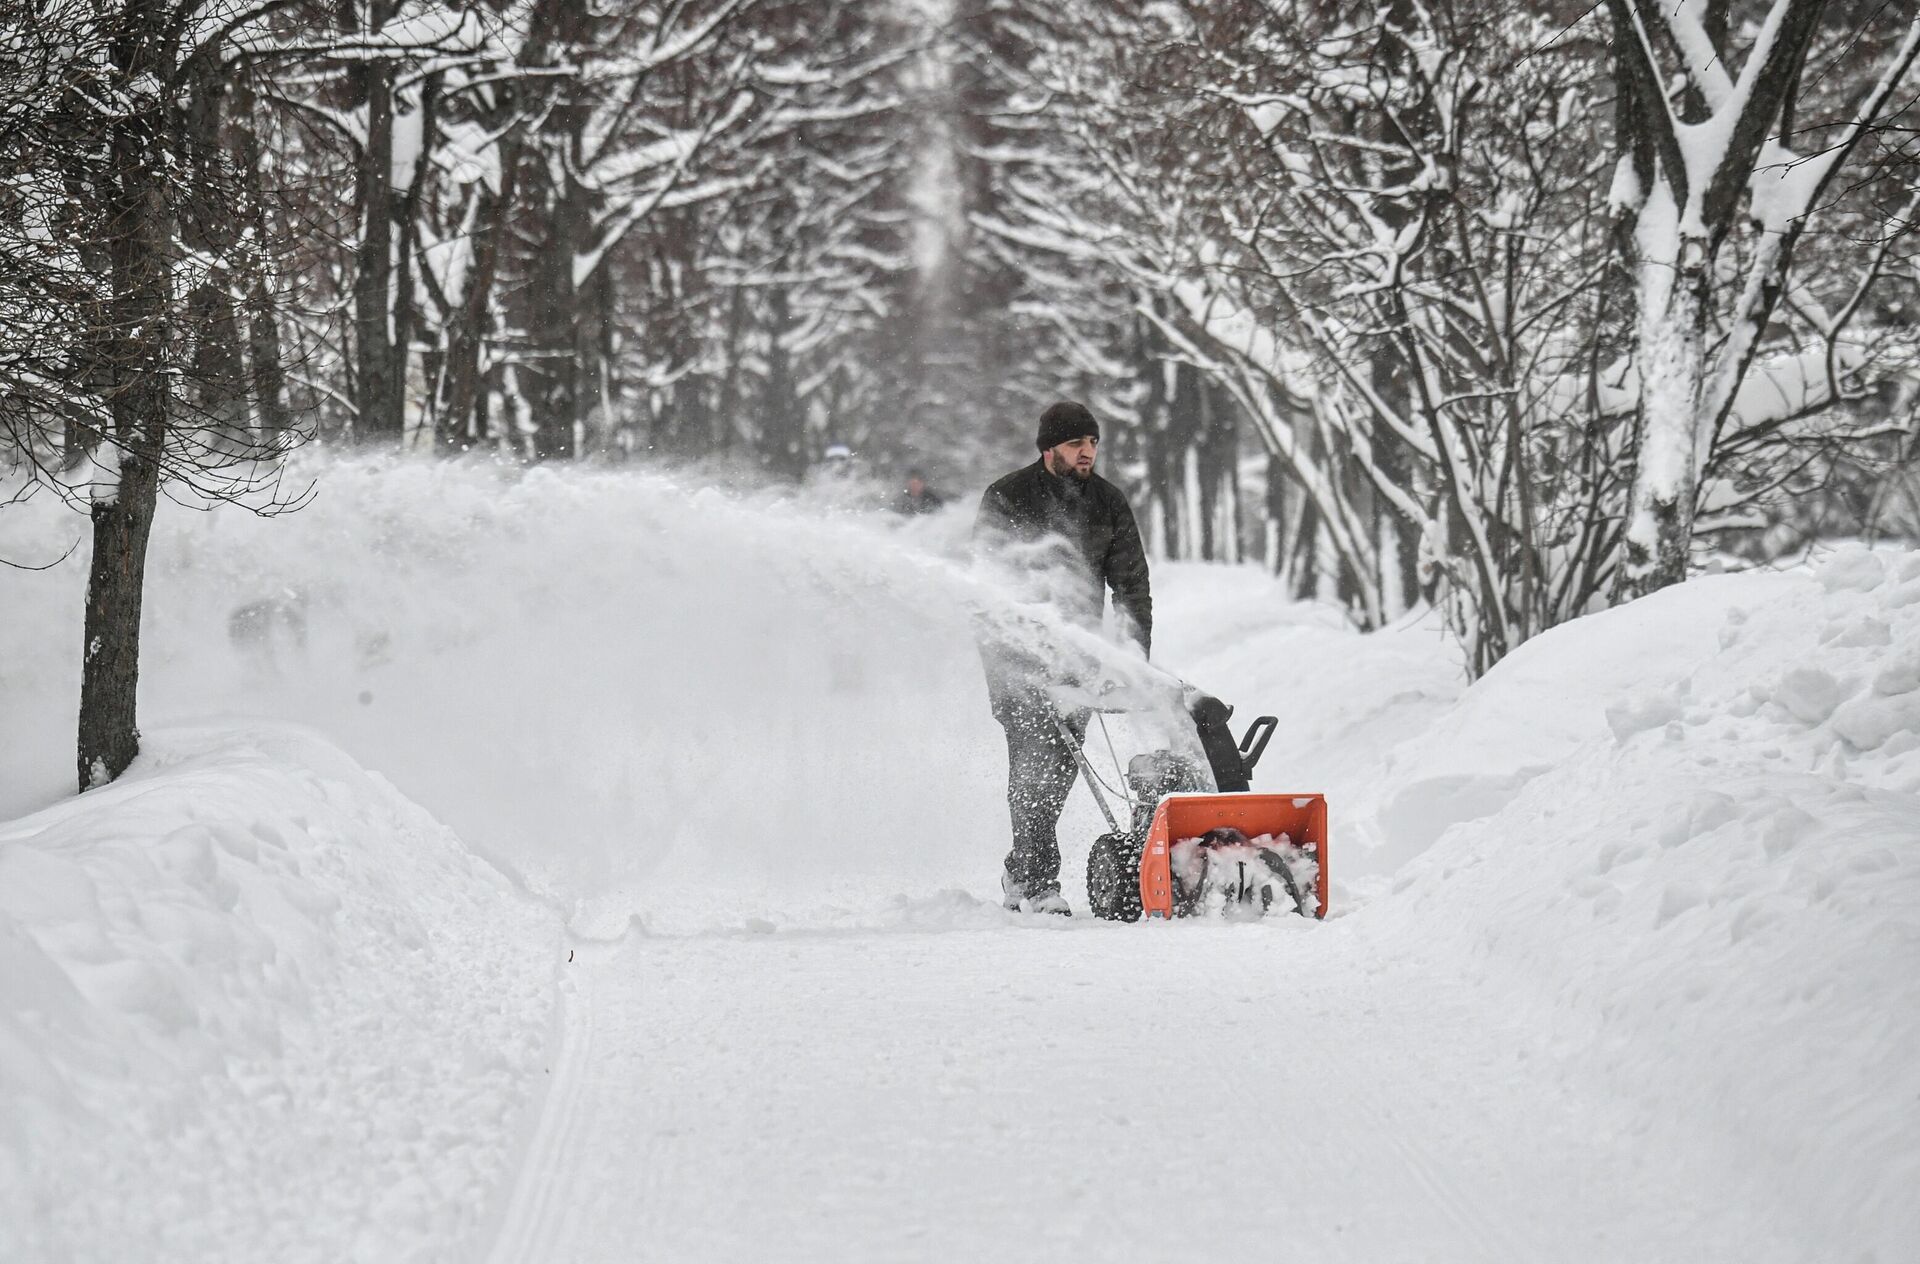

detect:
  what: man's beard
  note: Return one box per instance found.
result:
[1065,463,1093,481]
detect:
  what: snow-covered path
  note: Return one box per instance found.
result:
[9,465,1917,1261]
[486,921,1763,1263]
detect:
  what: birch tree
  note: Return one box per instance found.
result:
[1607,0,1920,596]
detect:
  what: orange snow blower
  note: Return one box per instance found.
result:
[1059,691,1327,922]
[1134,792,1328,919]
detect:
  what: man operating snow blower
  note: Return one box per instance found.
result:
[972,400,1152,915]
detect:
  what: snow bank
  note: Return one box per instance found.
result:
[0,724,558,1263]
[1372,546,1920,1256]
[1371,570,1782,867]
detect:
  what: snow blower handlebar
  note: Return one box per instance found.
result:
[1050,709,1125,834]
[1047,681,1276,818]
[1238,715,1276,774]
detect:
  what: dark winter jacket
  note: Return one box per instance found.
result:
[972,459,1152,703]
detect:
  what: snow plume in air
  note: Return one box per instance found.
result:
[0,457,1169,932]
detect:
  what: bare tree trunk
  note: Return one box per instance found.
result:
[583,261,616,456]
[1134,312,1174,556]
[351,36,402,442]
[1165,359,1206,559]
[79,5,170,789]
[1196,377,1239,562]
[1619,245,1710,592]
[521,0,595,461]
[762,286,805,478]
[1367,358,1421,613]
[226,79,291,442]
[80,452,161,788]
[716,286,746,453]
[438,159,520,451]
[187,275,249,455]
[530,184,587,461]
[246,274,290,441]
[1282,425,1322,601]
[526,178,591,460]
[1606,0,1838,599]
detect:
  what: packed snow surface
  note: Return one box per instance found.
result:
[3,459,1916,1260]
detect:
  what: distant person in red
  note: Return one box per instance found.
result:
[890,469,945,516]
[972,400,1152,915]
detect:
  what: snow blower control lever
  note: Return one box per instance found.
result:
[1188,694,1275,793]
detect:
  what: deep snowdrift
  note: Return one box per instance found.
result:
[0,724,557,1263]
[1362,549,1920,1255]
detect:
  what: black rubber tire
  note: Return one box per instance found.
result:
[1087,831,1143,922]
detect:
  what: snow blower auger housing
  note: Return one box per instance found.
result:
[1073,694,1327,923]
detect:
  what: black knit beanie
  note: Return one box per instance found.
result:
[1035,400,1100,451]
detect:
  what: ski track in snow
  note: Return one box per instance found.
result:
[487,965,596,1264]
[482,923,1766,1263]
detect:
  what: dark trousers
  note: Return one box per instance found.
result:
[994,691,1090,894]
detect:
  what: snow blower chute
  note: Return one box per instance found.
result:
[1053,688,1327,922]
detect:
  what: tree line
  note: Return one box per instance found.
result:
[977,0,1920,672]
[2,0,1918,788]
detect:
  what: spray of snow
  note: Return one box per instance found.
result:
[1,456,1203,935]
